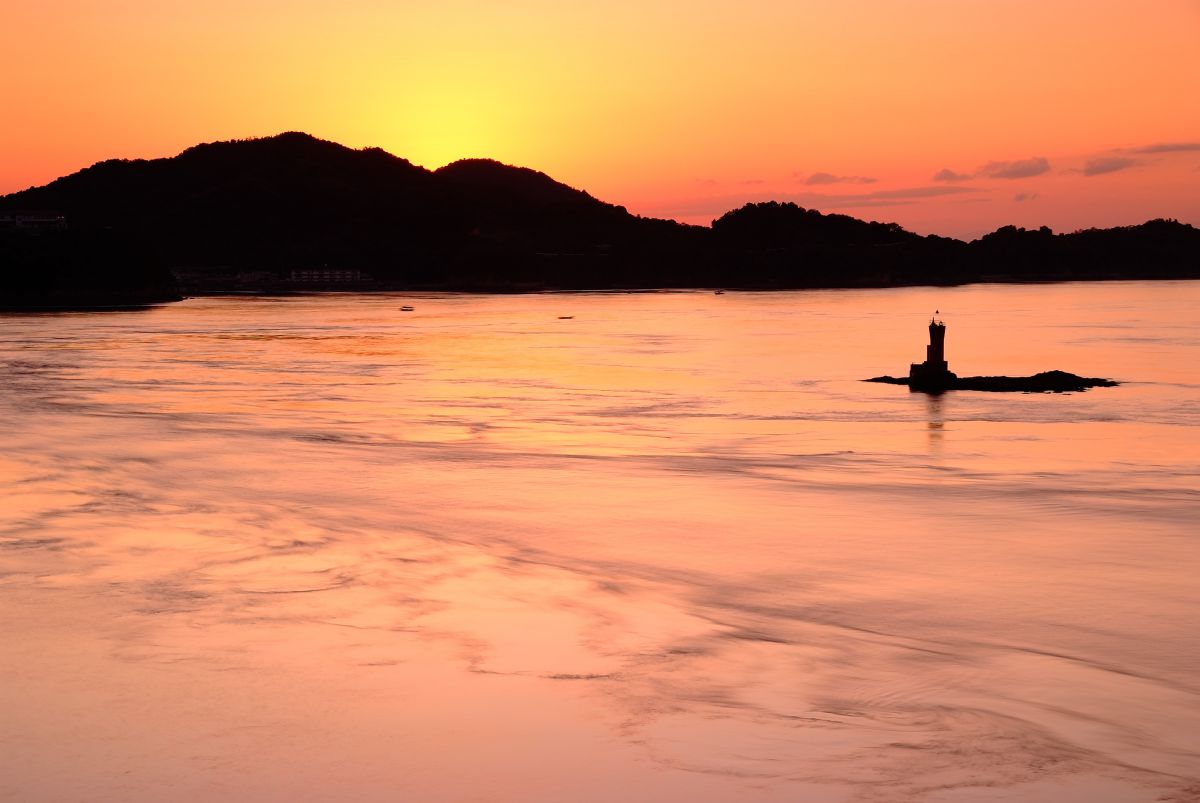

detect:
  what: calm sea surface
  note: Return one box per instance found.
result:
[2,282,1198,802]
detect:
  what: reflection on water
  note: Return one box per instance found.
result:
[925,393,945,453]
[1,283,1199,802]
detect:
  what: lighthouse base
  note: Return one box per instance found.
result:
[908,361,957,393]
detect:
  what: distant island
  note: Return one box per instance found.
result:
[2,132,1199,307]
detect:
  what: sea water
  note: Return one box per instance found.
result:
[1,282,1197,802]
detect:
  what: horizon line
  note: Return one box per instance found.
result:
[2,130,1196,242]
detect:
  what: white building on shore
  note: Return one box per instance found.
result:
[0,211,68,232]
[288,268,370,283]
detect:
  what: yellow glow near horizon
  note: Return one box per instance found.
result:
[2,0,1199,237]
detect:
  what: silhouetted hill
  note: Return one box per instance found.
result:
[436,158,614,211]
[709,202,968,287]
[2,132,1198,298]
[1,133,706,291]
[707,203,1199,287]
[970,220,1200,280]
[4,133,444,275]
[432,159,642,255]
[713,202,923,248]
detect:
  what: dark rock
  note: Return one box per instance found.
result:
[864,371,1118,393]
[953,371,1118,393]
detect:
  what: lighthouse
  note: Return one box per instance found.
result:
[908,315,957,391]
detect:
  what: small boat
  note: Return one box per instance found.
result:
[714,289,725,295]
[558,315,574,320]
[400,306,414,312]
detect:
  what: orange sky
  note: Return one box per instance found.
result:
[2,0,1198,238]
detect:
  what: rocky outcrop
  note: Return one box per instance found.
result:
[864,370,1118,393]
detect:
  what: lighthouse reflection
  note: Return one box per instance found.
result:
[926,392,945,452]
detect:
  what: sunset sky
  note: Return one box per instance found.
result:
[2,0,1198,238]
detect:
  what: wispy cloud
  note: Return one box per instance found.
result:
[1014,192,1039,202]
[1127,142,1200,154]
[979,157,1051,179]
[842,186,976,202]
[935,157,1050,182]
[653,185,979,220]
[1083,156,1141,176]
[804,171,878,186]
[932,168,972,182]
